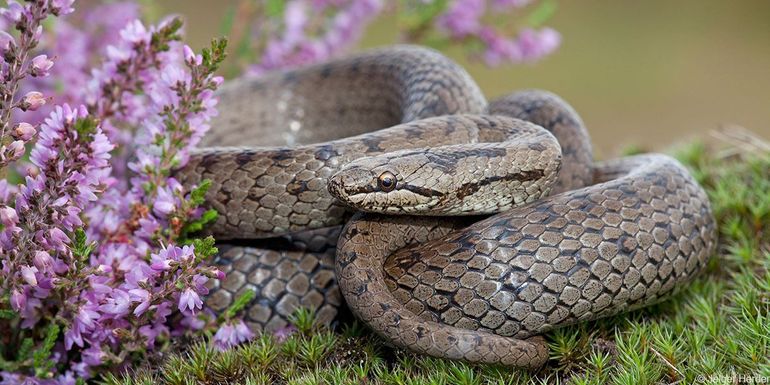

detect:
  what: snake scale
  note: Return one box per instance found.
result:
[177,46,716,368]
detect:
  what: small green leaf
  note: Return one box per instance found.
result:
[71,228,96,261]
[223,290,256,320]
[18,337,34,361]
[183,222,204,235]
[73,116,98,137]
[200,38,228,73]
[33,324,60,377]
[200,209,218,224]
[528,0,558,27]
[0,309,15,319]
[151,17,183,51]
[190,179,212,206]
[191,236,218,260]
[181,209,219,239]
[73,228,87,249]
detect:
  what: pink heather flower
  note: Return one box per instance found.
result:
[120,19,151,44]
[0,206,18,227]
[0,1,23,24]
[50,0,76,16]
[153,301,173,324]
[20,265,37,286]
[273,325,297,343]
[437,0,485,38]
[435,0,560,66]
[19,91,46,111]
[213,320,254,350]
[81,345,104,366]
[0,372,24,384]
[10,290,25,312]
[129,288,151,316]
[4,140,25,161]
[65,306,99,350]
[192,274,210,295]
[0,31,14,53]
[11,122,35,141]
[47,227,69,250]
[150,245,195,270]
[178,288,203,315]
[283,1,308,43]
[32,25,43,41]
[178,245,197,262]
[33,250,53,271]
[520,27,561,59]
[249,0,384,75]
[183,44,201,65]
[101,290,131,316]
[76,307,98,330]
[150,258,172,272]
[30,54,54,77]
[0,180,13,202]
[153,185,176,216]
[491,0,532,9]
[139,324,169,349]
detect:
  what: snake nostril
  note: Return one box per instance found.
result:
[328,173,345,198]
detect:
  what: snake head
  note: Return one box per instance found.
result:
[328,151,447,214]
[330,137,561,216]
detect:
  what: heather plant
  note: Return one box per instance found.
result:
[0,1,234,383]
[0,0,66,172]
[224,0,561,75]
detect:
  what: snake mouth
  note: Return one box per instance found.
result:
[329,166,445,213]
[327,174,346,201]
[328,167,376,202]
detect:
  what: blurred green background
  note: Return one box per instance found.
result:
[160,1,770,157]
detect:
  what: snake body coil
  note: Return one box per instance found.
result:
[179,46,717,367]
[178,46,489,332]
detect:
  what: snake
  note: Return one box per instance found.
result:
[177,45,717,368]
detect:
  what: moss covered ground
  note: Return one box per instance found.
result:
[106,139,770,385]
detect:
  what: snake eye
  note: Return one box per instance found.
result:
[377,171,397,192]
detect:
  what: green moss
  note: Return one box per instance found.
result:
[105,142,770,384]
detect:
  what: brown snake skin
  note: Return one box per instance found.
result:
[178,46,717,367]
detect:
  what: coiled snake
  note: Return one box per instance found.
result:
[177,46,716,368]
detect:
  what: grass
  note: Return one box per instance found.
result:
[105,140,770,384]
